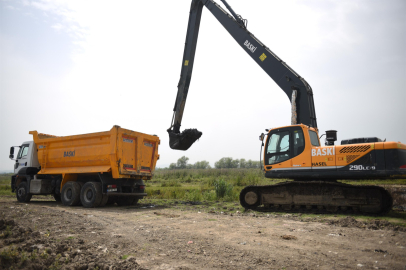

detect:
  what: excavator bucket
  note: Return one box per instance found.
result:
[168,128,202,150]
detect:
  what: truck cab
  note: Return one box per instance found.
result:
[10,141,40,174]
[10,141,45,202]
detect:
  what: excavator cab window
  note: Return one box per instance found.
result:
[265,127,305,165]
[293,129,305,156]
[309,130,320,146]
[266,130,290,165]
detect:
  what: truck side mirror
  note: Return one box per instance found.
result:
[9,147,14,159]
[259,133,265,141]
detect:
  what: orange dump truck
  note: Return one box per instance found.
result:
[9,126,160,207]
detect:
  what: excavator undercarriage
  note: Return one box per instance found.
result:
[240,181,393,215]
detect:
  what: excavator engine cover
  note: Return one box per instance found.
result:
[168,128,202,150]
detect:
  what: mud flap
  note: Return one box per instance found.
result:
[168,128,202,150]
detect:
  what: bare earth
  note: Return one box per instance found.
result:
[0,196,405,270]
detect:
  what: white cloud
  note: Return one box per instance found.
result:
[51,22,63,31]
[17,0,89,44]
[30,1,53,11]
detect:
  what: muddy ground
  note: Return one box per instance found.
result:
[0,195,406,270]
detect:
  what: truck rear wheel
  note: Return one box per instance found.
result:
[61,182,81,206]
[80,182,102,208]
[16,182,32,203]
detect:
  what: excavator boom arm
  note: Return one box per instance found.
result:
[169,0,317,150]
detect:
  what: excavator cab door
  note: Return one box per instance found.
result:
[266,130,290,165]
[264,126,306,169]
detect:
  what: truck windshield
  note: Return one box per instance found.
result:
[17,145,29,159]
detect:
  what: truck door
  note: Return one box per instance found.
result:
[15,144,29,174]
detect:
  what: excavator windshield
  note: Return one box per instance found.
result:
[266,131,290,165]
[265,127,306,165]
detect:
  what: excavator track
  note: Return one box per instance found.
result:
[240,181,393,215]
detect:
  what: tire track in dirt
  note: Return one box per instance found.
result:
[1,199,405,269]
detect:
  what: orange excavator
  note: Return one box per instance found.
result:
[167,0,406,214]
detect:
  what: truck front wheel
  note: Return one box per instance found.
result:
[16,182,32,203]
[61,182,82,206]
[80,182,102,208]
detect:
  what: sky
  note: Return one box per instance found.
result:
[0,0,405,171]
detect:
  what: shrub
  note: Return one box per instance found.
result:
[213,179,233,199]
[161,180,181,187]
[202,190,216,201]
[184,189,202,202]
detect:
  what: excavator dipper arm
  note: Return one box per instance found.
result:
[168,0,204,150]
[168,0,317,150]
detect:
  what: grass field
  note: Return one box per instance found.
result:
[0,173,12,195]
[1,170,405,226]
[149,168,406,201]
[2,169,406,200]
[148,168,287,201]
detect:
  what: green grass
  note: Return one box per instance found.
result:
[213,179,232,198]
[148,168,287,202]
[0,169,404,223]
[149,169,406,203]
[0,173,13,195]
[153,168,276,186]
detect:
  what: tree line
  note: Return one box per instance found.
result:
[167,156,260,170]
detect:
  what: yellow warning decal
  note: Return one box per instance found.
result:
[259,53,267,62]
[184,60,189,66]
[371,144,375,149]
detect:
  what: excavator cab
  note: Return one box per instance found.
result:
[263,125,313,171]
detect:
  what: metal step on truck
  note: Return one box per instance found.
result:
[9,126,160,208]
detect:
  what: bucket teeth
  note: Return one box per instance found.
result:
[168,128,202,150]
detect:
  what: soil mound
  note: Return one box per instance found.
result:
[0,217,144,270]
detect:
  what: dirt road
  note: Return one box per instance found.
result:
[1,196,405,270]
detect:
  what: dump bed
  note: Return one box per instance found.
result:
[29,126,160,179]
